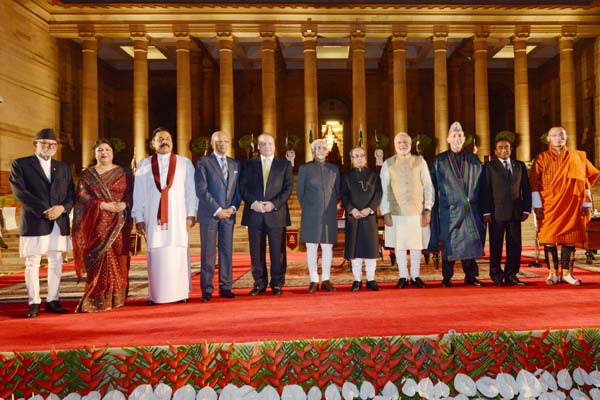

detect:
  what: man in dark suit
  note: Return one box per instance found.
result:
[482,139,532,286]
[240,133,293,296]
[195,131,241,302]
[9,128,75,317]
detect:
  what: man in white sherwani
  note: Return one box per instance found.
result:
[132,127,198,304]
[380,132,434,289]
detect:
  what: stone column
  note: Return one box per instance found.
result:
[80,31,98,168]
[392,32,408,134]
[261,32,277,137]
[473,32,490,159]
[131,29,149,162]
[174,30,192,158]
[303,30,318,161]
[218,32,235,156]
[513,28,531,161]
[203,57,215,137]
[448,60,462,124]
[351,30,367,148]
[595,37,600,166]
[559,27,577,149]
[433,29,449,152]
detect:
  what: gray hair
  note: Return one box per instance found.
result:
[311,138,328,153]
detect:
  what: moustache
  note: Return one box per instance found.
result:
[160,143,170,148]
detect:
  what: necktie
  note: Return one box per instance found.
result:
[221,157,228,181]
[504,160,511,176]
[262,158,270,195]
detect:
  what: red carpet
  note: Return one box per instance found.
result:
[1,265,600,352]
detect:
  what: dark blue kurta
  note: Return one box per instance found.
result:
[428,150,485,261]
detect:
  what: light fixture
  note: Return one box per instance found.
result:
[493,45,536,59]
[326,120,340,126]
[120,46,167,60]
[316,46,350,59]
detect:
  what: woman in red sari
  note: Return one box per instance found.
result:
[72,139,133,312]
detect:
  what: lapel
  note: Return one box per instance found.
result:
[30,155,50,183]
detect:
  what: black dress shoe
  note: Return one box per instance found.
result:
[220,290,236,299]
[147,300,157,306]
[248,286,266,296]
[321,280,336,292]
[351,281,362,292]
[492,278,503,286]
[441,280,452,288]
[464,277,483,287]
[45,300,67,314]
[272,287,282,296]
[366,280,380,291]
[506,276,526,286]
[396,278,408,289]
[308,282,319,293]
[411,277,428,288]
[178,298,188,303]
[26,303,40,318]
[201,294,211,302]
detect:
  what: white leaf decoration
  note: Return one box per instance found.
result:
[570,388,591,400]
[589,387,600,400]
[282,385,307,400]
[574,368,589,386]
[453,394,469,400]
[197,386,218,400]
[539,393,562,400]
[130,386,153,400]
[454,373,477,397]
[220,385,239,400]
[558,369,573,390]
[342,382,359,400]
[417,377,434,400]
[258,385,280,400]
[155,383,173,400]
[325,384,341,400]
[359,381,375,400]
[433,381,450,398]
[401,378,417,397]
[30,395,44,400]
[589,371,600,387]
[173,385,197,400]
[540,370,558,392]
[83,392,102,400]
[239,385,259,400]
[307,386,322,400]
[104,391,126,400]
[47,394,60,400]
[380,381,399,400]
[476,376,499,398]
[65,393,83,400]
[517,369,543,397]
[496,373,517,399]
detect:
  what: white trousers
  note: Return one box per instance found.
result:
[306,242,333,283]
[397,249,422,279]
[351,258,376,281]
[25,251,63,305]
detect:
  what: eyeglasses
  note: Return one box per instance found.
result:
[36,141,58,147]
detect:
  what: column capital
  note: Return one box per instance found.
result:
[433,26,449,38]
[351,29,366,40]
[514,25,531,39]
[391,34,407,51]
[302,18,317,37]
[261,32,277,51]
[560,25,577,38]
[79,29,98,51]
[130,25,148,38]
[473,33,489,51]
[130,29,149,51]
[217,32,234,51]
[512,34,528,50]
[303,34,317,51]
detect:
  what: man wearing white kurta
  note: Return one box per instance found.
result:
[132,128,198,304]
[380,132,434,289]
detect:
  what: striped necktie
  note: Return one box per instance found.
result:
[221,157,228,181]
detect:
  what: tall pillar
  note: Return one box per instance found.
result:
[218,32,235,156]
[174,30,192,158]
[433,29,449,152]
[559,27,577,149]
[473,32,491,159]
[303,30,318,161]
[191,49,203,144]
[594,37,600,166]
[392,32,408,134]
[448,60,462,124]
[351,30,367,148]
[80,31,98,168]
[513,28,531,161]
[261,32,277,137]
[203,57,215,136]
[131,29,149,161]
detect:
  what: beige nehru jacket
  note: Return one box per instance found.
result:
[383,154,429,216]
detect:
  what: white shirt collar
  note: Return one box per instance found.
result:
[261,155,273,163]
[157,152,171,160]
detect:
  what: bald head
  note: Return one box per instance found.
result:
[547,126,567,152]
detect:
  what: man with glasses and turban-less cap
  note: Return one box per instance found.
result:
[428,122,486,287]
[9,128,75,317]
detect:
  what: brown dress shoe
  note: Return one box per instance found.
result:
[307,282,319,293]
[26,303,40,318]
[321,280,336,292]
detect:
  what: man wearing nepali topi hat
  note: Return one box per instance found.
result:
[9,128,75,318]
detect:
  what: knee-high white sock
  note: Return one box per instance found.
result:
[320,243,333,281]
[409,249,421,279]
[365,259,376,281]
[351,258,363,281]
[397,250,408,279]
[306,243,319,283]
